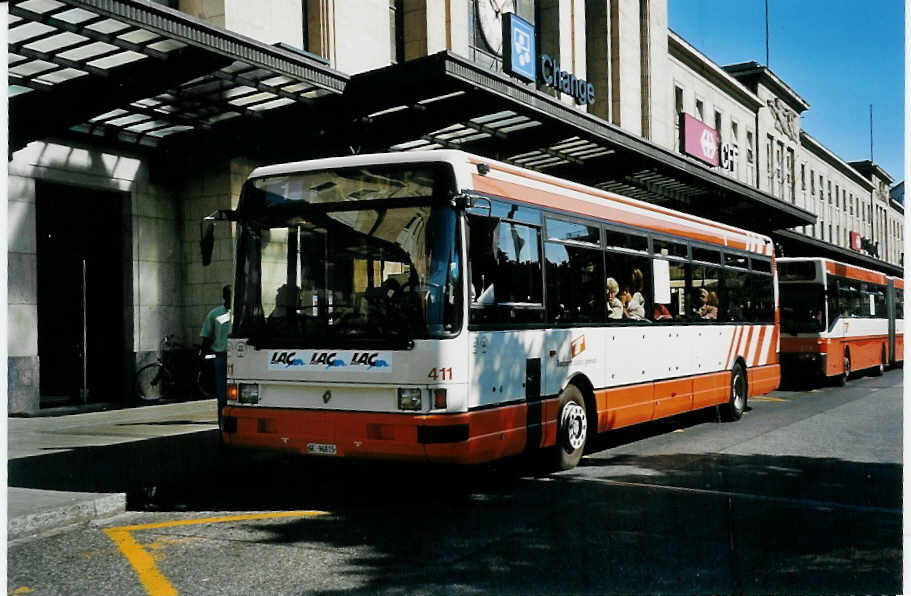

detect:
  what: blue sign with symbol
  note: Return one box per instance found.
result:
[503,13,535,83]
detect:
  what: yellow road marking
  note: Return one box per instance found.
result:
[9,588,34,595]
[104,511,327,596]
[751,396,789,402]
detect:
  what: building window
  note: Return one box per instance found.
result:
[829,224,833,242]
[810,169,815,195]
[775,141,784,199]
[800,163,806,190]
[674,86,684,151]
[849,193,854,215]
[785,148,794,203]
[835,184,840,210]
[696,98,705,122]
[827,180,832,204]
[714,110,722,138]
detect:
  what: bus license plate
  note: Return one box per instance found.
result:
[307,442,337,456]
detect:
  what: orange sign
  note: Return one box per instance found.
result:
[571,336,586,358]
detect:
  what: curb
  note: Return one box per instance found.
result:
[8,488,127,541]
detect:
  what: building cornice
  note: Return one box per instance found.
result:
[800,131,874,191]
[667,31,763,112]
[848,160,895,186]
[723,61,810,114]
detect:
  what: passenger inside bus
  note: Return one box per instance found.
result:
[694,288,717,320]
[606,277,623,319]
[625,268,647,320]
[620,287,647,320]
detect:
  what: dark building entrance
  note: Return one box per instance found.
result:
[36,182,128,407]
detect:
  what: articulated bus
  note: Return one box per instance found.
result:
[777,257,903,385]
[204,150,780,470]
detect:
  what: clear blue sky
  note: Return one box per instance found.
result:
[668,0,905,184]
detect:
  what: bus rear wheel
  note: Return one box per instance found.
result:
[833,352,850,386]
[554,384,588,471]
[722,363,747,421]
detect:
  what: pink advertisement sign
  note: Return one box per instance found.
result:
[682,113,719,166]
[850,231,862,251]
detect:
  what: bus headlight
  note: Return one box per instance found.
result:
[239,383,260,404]
[397,388,422,411]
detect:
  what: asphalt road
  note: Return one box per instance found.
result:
[8,368,902,595]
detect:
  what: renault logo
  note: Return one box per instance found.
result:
[322,390,332,404]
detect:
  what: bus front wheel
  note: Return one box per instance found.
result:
[723,363,748,421]
[554,384,588,471]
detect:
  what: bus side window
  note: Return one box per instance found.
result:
[604,250,652,323]
[750,273,775,322]
[692,263,721,321]
[469,216,544,324]
[545,242,604,324]
[651,258,686,322]
[896,289,904,319]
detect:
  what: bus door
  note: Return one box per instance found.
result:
[467,210,549,448]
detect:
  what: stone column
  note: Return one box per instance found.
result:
[7,174,39,414]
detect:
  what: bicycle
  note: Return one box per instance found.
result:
[135,334,216,401]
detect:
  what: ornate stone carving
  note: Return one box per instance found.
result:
[767,98,800,142]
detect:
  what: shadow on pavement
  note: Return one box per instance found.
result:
[7,422,901,594]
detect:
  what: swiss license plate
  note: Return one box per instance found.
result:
[307,442,337,456]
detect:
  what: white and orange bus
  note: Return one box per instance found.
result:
[777,257,903,385]
[203,150,780,470]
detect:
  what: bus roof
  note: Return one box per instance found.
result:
[247,149,774,256]
[777,256,890,285]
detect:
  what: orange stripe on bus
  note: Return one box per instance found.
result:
[825,261,889,284]
[738,327,755,365]
[751,327,767,367]
[725,326,741,369]
[470,158,770,248]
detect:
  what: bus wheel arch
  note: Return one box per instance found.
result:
[553,382,589,471]
[723,360,748,421]
[871,345,885,376]
[834,349,850,386]
[567,374,597,439]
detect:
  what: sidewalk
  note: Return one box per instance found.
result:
[8,400,218,541]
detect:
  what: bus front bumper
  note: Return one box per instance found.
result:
[221,403,539,465]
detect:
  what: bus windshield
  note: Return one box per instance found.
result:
[779,283,825,334]
[232,165,461,348]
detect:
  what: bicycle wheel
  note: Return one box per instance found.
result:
[135,363,174,401]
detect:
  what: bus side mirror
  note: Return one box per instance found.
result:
[200,222,215,266]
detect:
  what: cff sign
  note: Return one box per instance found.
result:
[850,231,862,251]
[681,113,719,167]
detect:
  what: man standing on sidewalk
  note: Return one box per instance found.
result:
[200,285,231,429]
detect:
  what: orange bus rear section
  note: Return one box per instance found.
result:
[223,365,779,464]
[781,335,895,377]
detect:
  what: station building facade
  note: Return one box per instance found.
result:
[7,0,902,413]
